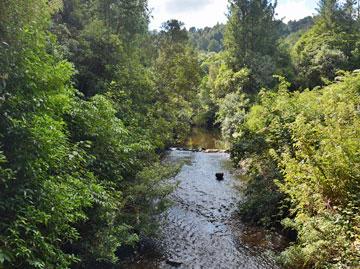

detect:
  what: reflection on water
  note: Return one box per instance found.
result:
[184,127,226,149]
[118,150,286,269]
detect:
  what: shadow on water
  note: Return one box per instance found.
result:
[183,127,227,150]
[115,128,287,269]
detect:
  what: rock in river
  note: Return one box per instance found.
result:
[216,173,224,181]
[166,259,182,267]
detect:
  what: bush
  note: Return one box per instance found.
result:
[230,73,360,268]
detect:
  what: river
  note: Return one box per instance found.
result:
[119,129,286,269]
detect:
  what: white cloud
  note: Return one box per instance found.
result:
[148,0,227,29]
[276,0,316,22]
[165,0,213,13]
[148,0,317,30]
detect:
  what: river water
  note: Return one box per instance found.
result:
[119,141,286,269]
[183,127,224,149]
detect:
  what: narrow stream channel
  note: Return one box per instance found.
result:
[119,129,286,269]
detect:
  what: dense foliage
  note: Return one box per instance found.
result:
[292,2,360,88]
[232,73,360,268]
[0,0,196,268]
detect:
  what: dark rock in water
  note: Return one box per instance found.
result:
[216,173,224,181]
[166,259,182,267]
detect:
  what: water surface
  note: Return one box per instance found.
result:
[119,149,285,269]
[184,127,225,149]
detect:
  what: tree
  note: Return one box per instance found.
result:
[225,0,281,90]
[292,0,360,88]
[52,0,150,97]
[188,24,225,52]
[154,20,202,143]
[207,39,221,52]
[0,1,101,267]
[317,0,340,27]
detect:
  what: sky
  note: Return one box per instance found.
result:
[148,0,318,30]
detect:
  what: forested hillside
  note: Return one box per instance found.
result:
[188,24,226,52]
[186,17,314,53]
[0,0,359,269]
